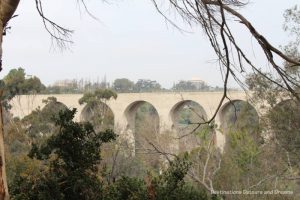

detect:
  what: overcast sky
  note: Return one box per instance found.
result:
[1,0,299,88]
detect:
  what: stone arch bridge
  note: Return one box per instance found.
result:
[10,91,256,149]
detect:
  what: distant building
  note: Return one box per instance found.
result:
[53,80,75,87]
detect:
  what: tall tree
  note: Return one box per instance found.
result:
[172,81,197,91]
[0,2,20,195]
[134,79,161,92]
[113,78,135,93]
[11,108,117,200]
[1,68,45,110]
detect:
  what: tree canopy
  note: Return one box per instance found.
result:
[113,78,135,93]
[0,67,45,110]
[9,108,207,200]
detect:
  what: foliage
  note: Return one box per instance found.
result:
[226,131,260,172]
[217,130,259,196]
[11,108,117,200]
[242,8,300,195]
[4,118,29,154]
[173,81,196,91]
[79,89,116,131]
[45,78,109,94]
[282,4,300,81]
[245,73,281,108]
[267,100,300,166]
[220,101,260,139]
[284,5,300,45]
[9,108,208,200]
[103,156,208,200]
[44,78,225,94]
[22,97,67,139]
[213,127,297,200]
[134,79,161,93]
[175,101,206,127]
[0,68,45,110]
[113,78,135,93]
[172,80,210,92]
[79,89,117,105]
[243,47,300,200]
[4,97,68,186]
[171,101,209,152]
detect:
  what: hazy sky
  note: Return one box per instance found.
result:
[1,0,299,88]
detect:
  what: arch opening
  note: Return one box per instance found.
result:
[219,100,259,135]
[124,101,160,171]
[80,101,114,132]
[170,100,208,152]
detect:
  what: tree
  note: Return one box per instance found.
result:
[22,97,67,139]
[0,68,45,110]
[113,78,135,93]
[234,6,300,196]
[4,97,68,193]
[172,81,197,91]
[134,102,161,172]
[247,2,300,153]
[10,108,117,200]
[9,108,209,200]
[0,67,46,199]
[134,79,161,92]
[172,80,210,92]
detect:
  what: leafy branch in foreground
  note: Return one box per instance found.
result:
[11,108,116,199]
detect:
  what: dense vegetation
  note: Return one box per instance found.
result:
[6,106,207,200]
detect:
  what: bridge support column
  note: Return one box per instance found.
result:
[159,116,173,133]
[157,115,180,155]
[114,116,135,157]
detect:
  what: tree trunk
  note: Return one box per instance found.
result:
[0,91,8,200]
[0,0,20,199]
[0,0,20,63]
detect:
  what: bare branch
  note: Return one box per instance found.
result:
[151,0,300,107]
[34,0,73,49]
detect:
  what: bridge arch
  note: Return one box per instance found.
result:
[169,100,207,130]
[169,100,208,152]
[80,101,115,131]
[124,100,160,166]
[218,99,259,133]
[124,100,160,131]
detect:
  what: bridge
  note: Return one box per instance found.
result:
[9,91,255,151]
